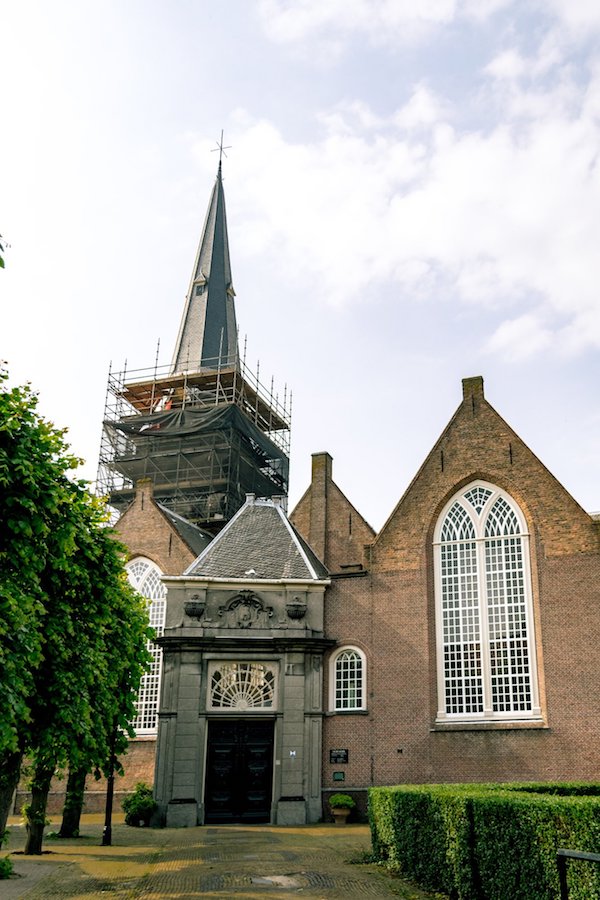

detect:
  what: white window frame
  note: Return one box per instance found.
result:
[434,482,541,724]
[125,556,166,735]
[329,646,367,712]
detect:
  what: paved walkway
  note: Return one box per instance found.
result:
[2,814,434,899]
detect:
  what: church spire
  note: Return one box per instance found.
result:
[171,161,238,373]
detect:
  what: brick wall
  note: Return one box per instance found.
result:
[290,452,375,575]
[14,739,158,815]
[115,479,197,575]
[292,377,600,796]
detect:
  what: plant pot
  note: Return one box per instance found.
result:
[331,807,351,825]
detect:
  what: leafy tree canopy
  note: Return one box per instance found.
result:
[0,367,81,754]
[0,368,152,849]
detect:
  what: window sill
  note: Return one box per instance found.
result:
[431,719,547,732]
[326,709,369,716]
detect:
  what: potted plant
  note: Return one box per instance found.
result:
[122,782,157,827]
[328,792,356,825]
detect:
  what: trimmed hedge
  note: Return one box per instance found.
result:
[369,783,600,900]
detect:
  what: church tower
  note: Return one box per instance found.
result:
[97,162,290,532]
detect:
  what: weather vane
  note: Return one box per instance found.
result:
[212,130,232,165]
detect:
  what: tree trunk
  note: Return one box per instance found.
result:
[0,751,23,838]
[58,766,87,838]
[23,764,53,855]
[102,721,118,847]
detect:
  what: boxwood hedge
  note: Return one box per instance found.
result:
[368,783,600,899]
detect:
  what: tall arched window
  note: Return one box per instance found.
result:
[126,557,167,734]
[330,647,366,711]
[434,483,540,723]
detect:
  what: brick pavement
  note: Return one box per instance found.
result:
[1,814,436,899]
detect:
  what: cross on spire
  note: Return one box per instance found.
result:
[212,129,232,166]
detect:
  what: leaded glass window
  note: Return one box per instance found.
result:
[126,557,166,734]
[331,648,366,711]
[209,663,276,710]
[434,483,540,722]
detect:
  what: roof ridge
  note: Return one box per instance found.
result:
[276,504,319,579]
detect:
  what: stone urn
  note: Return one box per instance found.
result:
[286,595,307,620]
[329,793,355,825]
[184,595,206,620]
[331,807,351,826]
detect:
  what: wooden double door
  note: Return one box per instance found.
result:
[204,720,274,824]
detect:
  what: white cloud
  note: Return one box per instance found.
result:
[394,84,451,130]
[258,0,463,49]
[257,0,600,61]
[484,33,574,128]
[461,0,513,21]
[215,63,600,358]
[544,0,600,33]
[486,49,528,81]
[317,101,385,134]
[486,313,554,359]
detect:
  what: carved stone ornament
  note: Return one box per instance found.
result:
[218,591,273,629]
[184,594,206,620]
[286,595,307,620]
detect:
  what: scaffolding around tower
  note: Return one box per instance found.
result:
[97,352,291,531]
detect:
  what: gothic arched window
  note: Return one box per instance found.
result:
[330,647,366,711]
[126,557,166,734]
[434,483,541,723]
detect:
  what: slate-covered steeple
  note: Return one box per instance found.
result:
[171,161,238,373]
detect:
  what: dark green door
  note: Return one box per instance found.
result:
[205,720,274,823]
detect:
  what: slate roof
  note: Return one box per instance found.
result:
[185,496,329,581]
[157,504,213,557]
[171,161,238,372]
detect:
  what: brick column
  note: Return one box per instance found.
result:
[309,452,332,563]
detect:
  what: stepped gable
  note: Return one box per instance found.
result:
[185,495,328,581]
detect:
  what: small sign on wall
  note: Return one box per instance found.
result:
[333,771,345,782]
[329,749,349,764]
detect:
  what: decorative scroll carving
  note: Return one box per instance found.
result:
[218,591,273,629]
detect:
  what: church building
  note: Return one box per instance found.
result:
[98,162,600,825]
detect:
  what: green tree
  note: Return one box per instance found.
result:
[0,370,152,850]
[21,489,151,854]
[58,522,152,840]
[0,369,80,834]
[58,766,88,839]
[58,580,151,840]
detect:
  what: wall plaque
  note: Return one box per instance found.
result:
[329,749,348,764]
